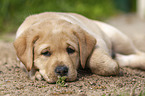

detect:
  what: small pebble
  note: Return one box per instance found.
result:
[0,71,3,74]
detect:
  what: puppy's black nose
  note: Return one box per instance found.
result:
[55,66,68,76]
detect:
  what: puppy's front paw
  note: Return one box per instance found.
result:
[35,71,43,81]
[28,69,43,81]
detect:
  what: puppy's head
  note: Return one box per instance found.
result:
[14,19,96,83]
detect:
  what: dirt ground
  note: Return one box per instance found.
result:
[0,14,145,96]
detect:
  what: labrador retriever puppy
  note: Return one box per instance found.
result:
[14,12,145,83]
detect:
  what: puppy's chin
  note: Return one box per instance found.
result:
[47,76,77,84]
[47,71,77,83]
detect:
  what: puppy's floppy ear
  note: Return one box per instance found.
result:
[14,30,39,71]
[73,27,96,69]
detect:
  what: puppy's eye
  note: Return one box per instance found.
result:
[41,49,51,56]
[67,47,75,54]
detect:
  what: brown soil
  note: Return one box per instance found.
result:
[0,14,145,96]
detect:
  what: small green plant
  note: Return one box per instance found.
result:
[56,76,68,87]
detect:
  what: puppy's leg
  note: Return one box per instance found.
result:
[96,21,145,70]
[116,52,145,70]
[87,47,119,76]
[111,29,145,70]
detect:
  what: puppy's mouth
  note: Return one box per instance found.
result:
[46,75,69,84]
[39,65,77,83]
[43,66,69,83]
[46,74,76,84]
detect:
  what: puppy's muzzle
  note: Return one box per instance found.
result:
[55,66,68,76]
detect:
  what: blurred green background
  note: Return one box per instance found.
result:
[0,0,136,36]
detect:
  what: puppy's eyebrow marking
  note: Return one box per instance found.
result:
[66,41,78,52]
[38,44,50,54]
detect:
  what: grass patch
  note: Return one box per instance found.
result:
[56,76,68,87]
